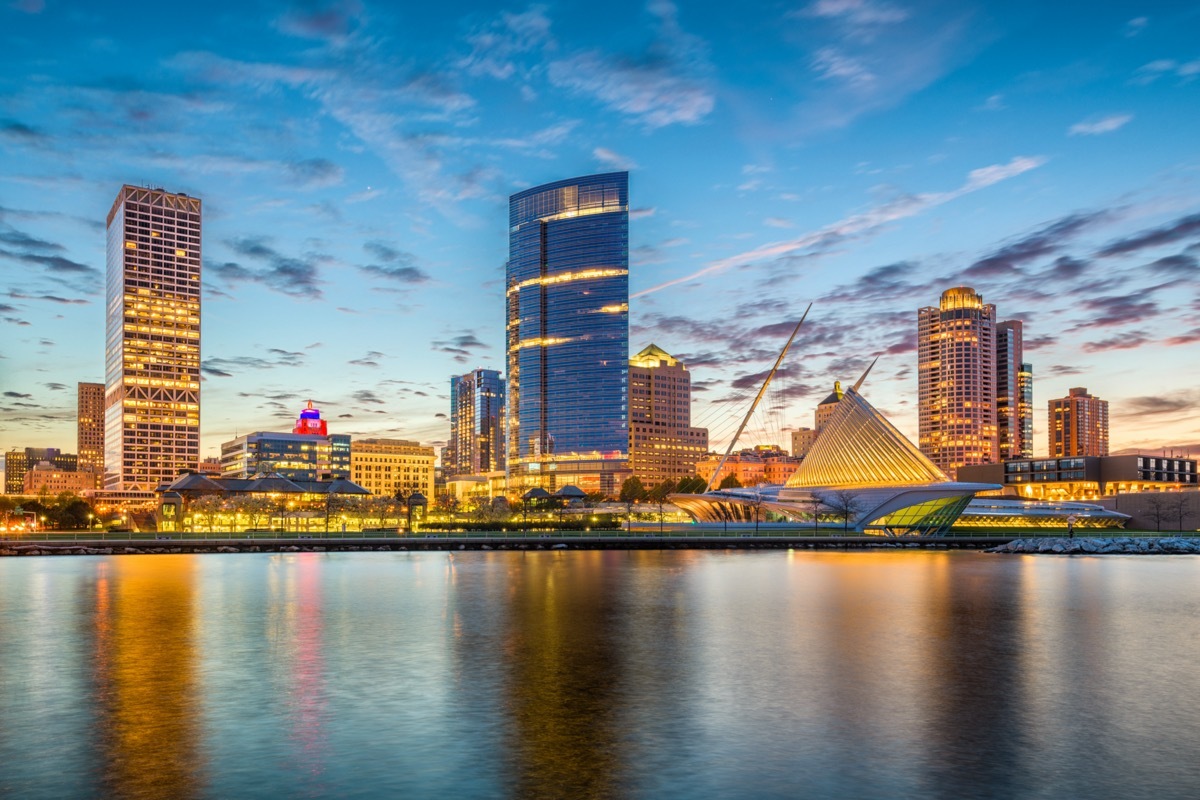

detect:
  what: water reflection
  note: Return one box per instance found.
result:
[500,551,623,798]
[89,556,202,799]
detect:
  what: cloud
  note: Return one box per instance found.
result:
[1068,113,1132,136]
[353,389,384,404]
[811,47,875,87]
[358,241,430,284]
[594,147,637,171]
[201,350,307,377]
[547,1,714,128]
[963,210,1111,280]
[1078,295,1157,328]
[432,331,490,363]
[275,0,364,42]
[458,5,554,80]
[1124,17,1148,37]
[634,155,1046,297]
[0,247,99,277]
[209,237,326,298]
[1119,391,1199,417]
[285,158,345,189]
[1096,213,1200,257]
[0,119,48,143]
[1081,331,1152,353]
[1165,327,1200,347]
[348,351,385,367]
[800,0,908,29]
[3,391,32,399]
[9,0,45,13]
[1132,58,1200,85]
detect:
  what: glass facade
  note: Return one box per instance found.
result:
[220,432,350,481]
[448,369,506,476]
[506,172,629,495]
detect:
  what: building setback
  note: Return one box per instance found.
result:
[628,344,708,487]
[506,172,630,496]
[447,369,505,477]
[220,403,349,481]
[918,287,999,478]
[77,382,105,487]
[104,185,202,490]
[1049,387,1109,457]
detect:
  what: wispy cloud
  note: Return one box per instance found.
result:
[431,330,490,364]
[634,155,1046,297]
[1068,113,1132,136]
[208,237,327,298]
[358,241,430,284]
[547,0,714,128]
[594,147,637,171]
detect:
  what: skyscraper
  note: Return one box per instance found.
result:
[448,368,506,477]
[996,321,1033,460]
[104,185,201,490]
[628,344,708,487]
[918,287,999,478]
[77,381,105,487]
[1049,387,1109,457]
[506,172,630,495]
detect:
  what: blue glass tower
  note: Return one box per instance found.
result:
[506,172,630,495]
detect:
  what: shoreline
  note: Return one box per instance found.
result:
[3,532,1198,556]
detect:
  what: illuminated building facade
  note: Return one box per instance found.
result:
[4,448,77,494]
[506,172,630,495]
[815,381,844,431]
[996,321,1033,459]
[696,445,799,488]
[918,287,999,478]
[78,382,105,487]
[104,185,201,490]
[1049,387,1109,457]
[628,344,708,486]
[220,403,349,481]
[23,462,96,495]
[350,438,436,498]
[447,369,505,477]
[959,454,1196,500]
[791,428,817,458]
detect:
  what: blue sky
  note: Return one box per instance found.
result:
[2,0,1198,463]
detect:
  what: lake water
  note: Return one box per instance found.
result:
[2,550,1199,799]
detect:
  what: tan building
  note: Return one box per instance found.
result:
[351,438,436,498]
[77,382,105,488]
[918,287,1000,479]
[696,445,801,488]
[105,185,202,490]
[791,427,818,458]
[628,344,709,488]
[1049,387,1109,457]
[815,381,844,432]
[197,456,222,475]
[24,462,95,495]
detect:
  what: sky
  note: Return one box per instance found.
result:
[2,0,1199,465]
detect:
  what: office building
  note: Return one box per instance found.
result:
[791,428,818,458]
[959,453,1195,501]
[350,439,436,498]
[628,344,709,487]
[447,369,505,477]
[77,382,105,487]
[4,448,78,494]
[996,321,1033,460]
[1049,387,1109,457]
[918,287,999,478]
[23,462,95,495]
[506,171,630,495]
[220,402,349,481]
[815,382,844,432]
[105,185,202,490]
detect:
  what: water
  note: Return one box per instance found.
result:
[1,550,1199,799]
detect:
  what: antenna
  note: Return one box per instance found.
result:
[851,355,879,393]
[704,303,812,492]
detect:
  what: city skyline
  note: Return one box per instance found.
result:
[2,0,1199,463]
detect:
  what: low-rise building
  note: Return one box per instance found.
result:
[5,448,78,494]
[958,453,1197,501]
[351,438,436,498]
[23,461,96,495]
[220,403,350,481]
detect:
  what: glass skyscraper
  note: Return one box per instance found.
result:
[448,368,506,477]
[506,172,630,495]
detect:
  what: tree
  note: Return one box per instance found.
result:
[746,488,768,535]
[802,493,829,533]
[718,473,743,490]
[619,476,648,531]
[1142,493,1167,532]
[822,489,864,532]
[236,496,277,530]
[675,476,708,494]
[647,479,678,533]
[1164,493,1193,532]
[188,495,225,532]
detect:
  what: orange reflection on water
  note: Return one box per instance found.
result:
[91,555,202,799]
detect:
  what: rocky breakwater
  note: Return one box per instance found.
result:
[989,537,1200,555]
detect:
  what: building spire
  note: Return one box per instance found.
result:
[851,356,879,393]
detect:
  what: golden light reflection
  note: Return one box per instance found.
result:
[92,555,201,798]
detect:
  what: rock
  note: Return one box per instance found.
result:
[217,546,239,553]
[1082,541,1099,553]
[481,545,493,550]
[552,543,568,549]
[311,546,326,552]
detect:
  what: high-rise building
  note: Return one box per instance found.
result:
[996,321,1033,460]
[918,287,999,478]
[104,185,201,490]
[77,381,105,488]
[447,369,505,477]
[351,439,436,498]
[220,402,349,481]
[791,428,818,458]
[4,448,77,494]
[628,344,709,487]
[506,172,630,496]
[1049,387,1109,457]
